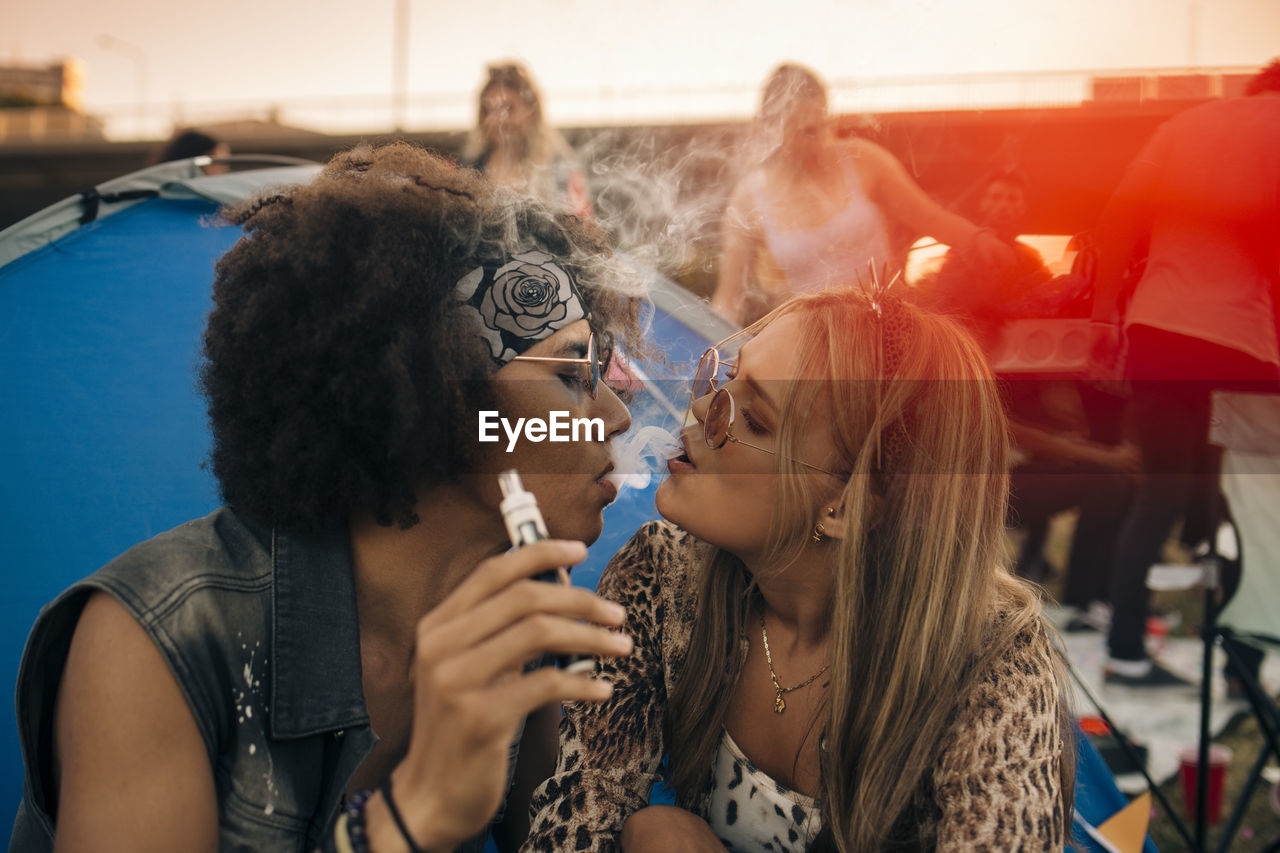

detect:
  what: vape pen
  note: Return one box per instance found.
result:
[498,469,597,675]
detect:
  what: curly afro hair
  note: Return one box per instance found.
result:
[200,142,643,534]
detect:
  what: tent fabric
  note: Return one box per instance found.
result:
[1218,450,1280,640]
[0,162,322,827]
[1072,727,1161,852]
[1210,391,1280,640]
[0,159,202,268]
[0,196,243,825]
[0,157,320,268]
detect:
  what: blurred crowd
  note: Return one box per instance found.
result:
[487,57,1280,692]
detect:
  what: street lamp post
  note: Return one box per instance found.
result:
[97,34,149,139]
[392,0,411,132]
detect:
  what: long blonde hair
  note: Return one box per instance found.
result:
[463,62,579,199]
[664,289,1072,850]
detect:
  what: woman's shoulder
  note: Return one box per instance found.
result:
[977,609,1058,687]
[598,521,704,608]
[613,519,698,561]
[953,610,1062,748]
[931,611,1068,849]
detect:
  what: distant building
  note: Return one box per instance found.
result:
[0,58,83,109]
[0,58,104,142]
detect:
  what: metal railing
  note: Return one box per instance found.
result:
[1,64,1262,143]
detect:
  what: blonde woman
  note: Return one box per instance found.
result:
[464,62,592,219]
[522,289,1072,852]
[711,64,1013,326]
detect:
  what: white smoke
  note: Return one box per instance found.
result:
[607,424,682,494]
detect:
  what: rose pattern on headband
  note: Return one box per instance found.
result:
[453,250,587,365]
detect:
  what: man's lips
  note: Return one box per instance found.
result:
[596,464,618,502]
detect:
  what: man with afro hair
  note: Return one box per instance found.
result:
[14,143,645,852]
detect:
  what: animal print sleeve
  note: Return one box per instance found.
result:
[931,622,1068,852]
[521,522,684,853]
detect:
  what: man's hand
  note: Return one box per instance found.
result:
[367,540,633,852]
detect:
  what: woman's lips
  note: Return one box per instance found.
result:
[666,457,695,475]
[666,436,696,474]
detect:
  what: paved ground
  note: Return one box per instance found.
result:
[1050,609,1280,792]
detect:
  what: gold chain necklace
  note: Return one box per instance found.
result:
[759,611,830,714]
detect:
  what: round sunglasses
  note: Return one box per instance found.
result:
[511,331,612,399]
[697,373,842,478]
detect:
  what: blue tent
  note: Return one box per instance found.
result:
[0,158,732,829]
[0,159,312,825]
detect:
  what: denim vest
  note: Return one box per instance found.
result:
[11,507,494,853]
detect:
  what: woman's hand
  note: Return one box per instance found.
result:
[621,805,726,853]
[366,540,633,852]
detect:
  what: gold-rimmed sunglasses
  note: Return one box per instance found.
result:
[688,343,737,410]
[689,345,843,478]
[511,331,612,399]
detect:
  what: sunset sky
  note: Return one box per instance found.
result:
[6,0,1280,136]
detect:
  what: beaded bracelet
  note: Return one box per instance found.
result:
[335,814,355,853]
[339,788,374,853]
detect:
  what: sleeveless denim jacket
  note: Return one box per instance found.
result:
[11,507,497,853]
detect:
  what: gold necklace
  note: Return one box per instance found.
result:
[759,611,830,714]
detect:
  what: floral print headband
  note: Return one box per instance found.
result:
[453,250,588,368]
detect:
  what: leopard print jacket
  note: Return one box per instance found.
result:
[521,521,1066,852]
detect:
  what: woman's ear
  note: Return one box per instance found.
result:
[815,504,847,541]
[816,494,882,541]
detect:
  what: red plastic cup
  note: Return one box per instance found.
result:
[1179,744,1232,824]
[1078,716,1110,737]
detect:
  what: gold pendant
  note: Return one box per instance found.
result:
[774,691,786,714]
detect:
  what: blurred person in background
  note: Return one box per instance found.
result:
[464,61,593,220]
[153,127,231,175]
[915,168,1137,629]
[1003,378,1139,631]
[921,169,1054,336]
[711,63,1013,326]
[1090,58,1280,688]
